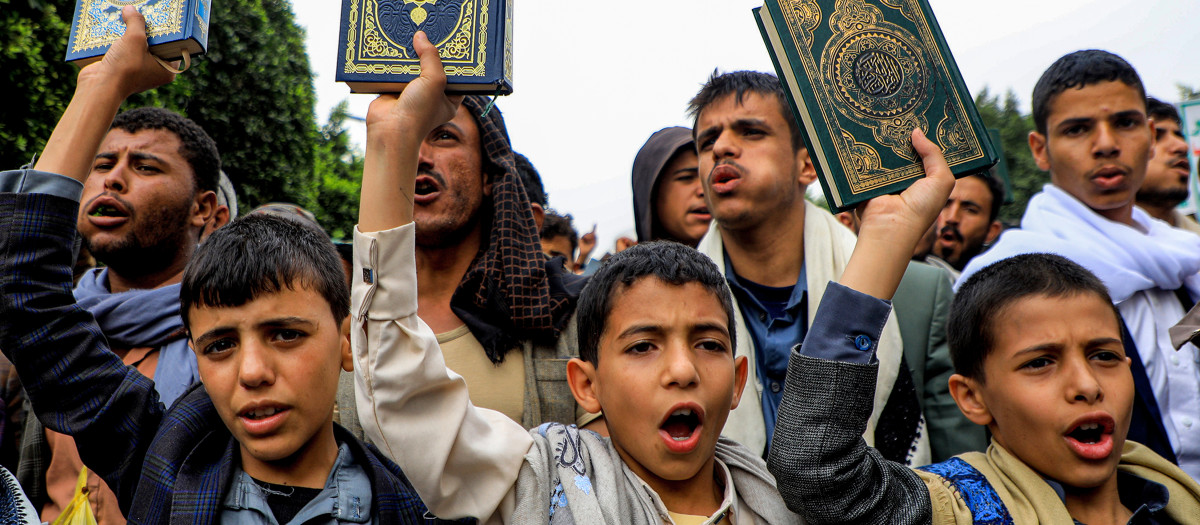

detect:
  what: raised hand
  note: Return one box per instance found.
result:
[840,128,955,300]
[35,5,177,181]
[359,31,464,232]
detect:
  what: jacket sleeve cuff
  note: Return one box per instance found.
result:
[352,223,418,321]
[0,170,84,202]
[797,281,891,365]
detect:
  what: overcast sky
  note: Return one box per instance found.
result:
[292,0,1200,252]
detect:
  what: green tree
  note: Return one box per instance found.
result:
[0,0,76,166]
[128,0,318,211]
[974,87,1043,224]
[313,100,364,240]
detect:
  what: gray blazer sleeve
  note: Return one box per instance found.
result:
[767,354,933,524]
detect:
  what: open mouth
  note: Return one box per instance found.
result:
[1090,166,1127,191]
[938,226,961,244]
[1063,414,1115,460]
[414,177,439,196]
[89,204,127,218]
[659,404,704,453]
[709,165,742,194]
[688,206,712,220]
[237,403,291,435]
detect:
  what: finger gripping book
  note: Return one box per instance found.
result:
[66,0,212,65]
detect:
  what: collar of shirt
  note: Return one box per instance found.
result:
[1044,471,1170,524]
[633,457,737,524]
[722,252,808,319]
[222,441,373,524]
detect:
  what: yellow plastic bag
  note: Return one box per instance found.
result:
[51,467,98,525]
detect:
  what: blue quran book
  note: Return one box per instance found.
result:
[65,0,212,66]
[336,0,513,94]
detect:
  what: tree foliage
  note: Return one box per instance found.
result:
[0,0,77,166]
[313,100,364,240]
[974,87,1043,224]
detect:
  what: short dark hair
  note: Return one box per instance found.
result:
[971,172,1006,223]
[540,210,578,256]
[947,253,1116,381]
[111,107,220,194]
[513,152,548,206]
[1147,96,1181,127]
[687,70,804,151]
[1031,50,1146,135]
[181,214,350,329]
[576,241,736,364]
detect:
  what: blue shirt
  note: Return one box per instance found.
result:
[724,252,807,446]
[222,442,374,524]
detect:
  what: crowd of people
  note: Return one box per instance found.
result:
[1,7,1199,524]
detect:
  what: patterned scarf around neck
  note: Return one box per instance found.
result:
[450,96,581,363]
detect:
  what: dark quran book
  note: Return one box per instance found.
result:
[336,0,513,94]
[754,0,997,212]
[65,0,211,65]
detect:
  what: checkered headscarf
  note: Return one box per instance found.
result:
[450,97,582,363]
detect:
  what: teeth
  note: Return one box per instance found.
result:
[1080,423,1099,431]
[248,407,279,419]
[672,408,693,417]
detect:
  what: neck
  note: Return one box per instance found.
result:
[105,258,188,293]
[718,202,806,287]
[638,457,724,518]
[1137,201,1177,226]
[240,423,339,489]
[415,227,484,333]
[1062,474,1132,525]
[1095,204,1137,227]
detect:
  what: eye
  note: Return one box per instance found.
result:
[1020,356,1054,370]
[1091,350,1123,363]
[272,329,306,344]
[697,339,727,353]
[93,162,113,172]
[202,338,236,356]
[698,136,716,152]
[136,164,162,174]
[742,127,766,138]
[626,341,655,355]
[431,129,458,142]
[1062,124,1087,137]
[1115,116,1139,129]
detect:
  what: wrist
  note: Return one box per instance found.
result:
[74,70,129,108]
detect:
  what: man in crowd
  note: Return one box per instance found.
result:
[17,106,219,522]
[929,172,1005,277]
[961,50,1200,478]
[1136,97,1200,234]
[403,97,596,429]
[631,126,711,247]
[540,210,579,271]
[689,70,944,463]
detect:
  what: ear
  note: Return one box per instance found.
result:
[530,202,545,232]
[566,357,602,414]
[794,147,818,187]
[729,355,750,409]
[1028,131,1051,171]
[985,220,1003,244]
[948,373,993,426]
[190,190,218,230]
[835,211,857,233]
[339,317,353,372]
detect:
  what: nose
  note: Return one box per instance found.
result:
[661,342,700,389]
[939,202,960,227]
[1065,355,1103,404]
[712,130,738,161]
[1167,132,1189,157]
[416,142,434,171]
[238,341,276,389]
[1092,122,1119,159]
[100,161,130,193]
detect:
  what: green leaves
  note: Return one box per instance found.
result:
[974,87,1043,224]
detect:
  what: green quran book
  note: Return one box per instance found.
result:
[754,0,997,212]
[336,0,513,94]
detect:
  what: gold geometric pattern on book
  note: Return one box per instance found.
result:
[344,0,490,77]
[73,0,186,53]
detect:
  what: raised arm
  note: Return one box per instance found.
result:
[350,32,531,522]
[767,129,953,524]
[0,7,178,512]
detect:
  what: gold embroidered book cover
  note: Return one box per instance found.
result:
[66,0,211,65]
[336,0,513,94]
[755,0,997,211]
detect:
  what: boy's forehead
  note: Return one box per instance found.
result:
[1045,80,1145,124]
[604,277,730,336]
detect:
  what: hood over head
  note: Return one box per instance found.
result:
[631,126,695,243]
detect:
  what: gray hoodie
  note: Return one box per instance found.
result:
[631,127,695,243]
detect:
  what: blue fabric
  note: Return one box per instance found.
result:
[73,269,200,407]
[0,169,82,201]
[0,188,446,524]
[798,282,892,365]
[725,255,807,446]
[222,442,374,524]
[919,458,1014,524]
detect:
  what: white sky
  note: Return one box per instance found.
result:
[292,0,1200,252]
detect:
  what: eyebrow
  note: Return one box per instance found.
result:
[616,322,730,340]
[95,151,166,164]
[1010,337,1123,359]
[192,316,315,346]
[696,117,771,144]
